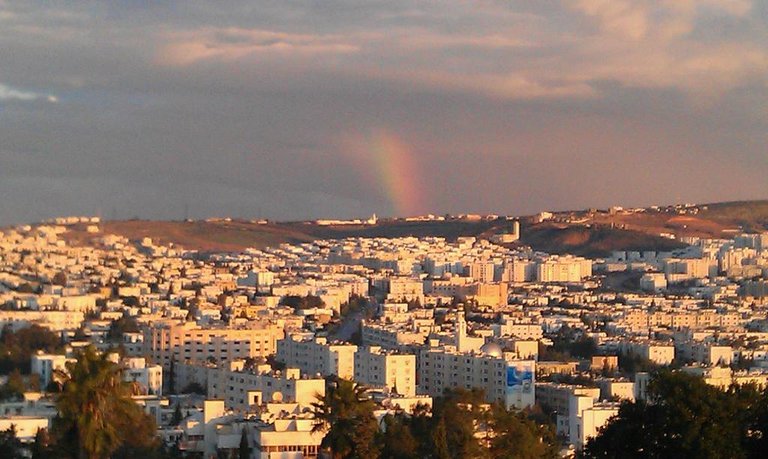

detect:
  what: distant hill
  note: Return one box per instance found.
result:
[520,224,686,257]
[699,200,768,231]
[57,199,768,256]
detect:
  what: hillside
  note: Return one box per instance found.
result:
[520,224,686,257]
[58,200,768,256]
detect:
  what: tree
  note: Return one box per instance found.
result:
[17,283,35,294]
[31,428,50,459]
[0,426,23,459]
[170,403,183,426]
[238,427,251,459]
[379,412,419,459]
[1,369,26,400]
[487,405,558,459]
[282,295,325,311]
[52,272,68,287]
[430,388,487,459]
[0,325,63,374]
[167,359,176,394]
[28,373,41,392]
[617,351,657,374]
[106,317,139,343]
[52,346,159,459]
[181,381,206,395]
[312,378,380,459]
[583,371,750,458]
[549,325,597,359]
[431,417,451,459]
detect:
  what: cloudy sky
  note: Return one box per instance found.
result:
[1,0,766,225]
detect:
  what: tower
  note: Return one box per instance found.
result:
[455,306,467,350]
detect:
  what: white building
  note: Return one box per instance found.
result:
[276,334,357,379]
[354,346,416,397]
[123,357,163,396]
[30,352,74,387]
[639,273,667,292]
[419,342,535,410]
[568,394,620,450]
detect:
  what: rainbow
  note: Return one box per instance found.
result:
[342,129,425,217]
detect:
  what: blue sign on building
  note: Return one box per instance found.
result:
[506,366,533,392]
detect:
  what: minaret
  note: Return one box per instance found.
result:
[455,306,467,350]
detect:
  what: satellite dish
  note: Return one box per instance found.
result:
[272,391,283,402]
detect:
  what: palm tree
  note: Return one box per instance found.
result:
[52,346,157,459]
[311,378,380,459]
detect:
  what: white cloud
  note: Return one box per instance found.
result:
[0,83,57,102]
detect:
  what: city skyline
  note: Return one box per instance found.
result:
[1,1,767,225]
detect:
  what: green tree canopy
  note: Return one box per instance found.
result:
[379,412,419,459]
[312,378,380,459]
[583,371,768,459]
[51,346,159,459]
[487,405,558,459]
[0,325,63,374]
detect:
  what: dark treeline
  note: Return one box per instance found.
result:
[583,371,768,458]
[312,379,558,459]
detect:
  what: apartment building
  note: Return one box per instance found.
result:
[537,256,592,283]
[145,321,285,372]
[569,394,620,450]
[418,343,535,410]
[201,361,325,412]
[277,334,357,379]
[354,346,416,396]
[361,322,428,350]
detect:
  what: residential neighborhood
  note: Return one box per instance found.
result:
[2,213,768,457]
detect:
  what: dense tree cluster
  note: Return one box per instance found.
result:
[339,295,373,319]
[540,325,598,361]
[106,316,140,343]
[583,371,768,458]
[282,294,325,311]
[0,325,63,374]
[313,380,558,459]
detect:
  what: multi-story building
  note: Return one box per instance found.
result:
[619,341,675,365]
[354,346,416,396]
[0,310,85,332]
[536,256,592,283]
[145,321,285,372]
[207,362,325,412]
[569,394,620,450]
[418,343,535,410]
[386,277,424,303]
[465,262,496,283]
[535,382,600,419]
[277,334,357,379]
[535,382,601,436]
[361,322,428,350]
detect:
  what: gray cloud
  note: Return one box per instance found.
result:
[0,0,766,225]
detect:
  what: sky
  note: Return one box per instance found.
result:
[0,0,766,225]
